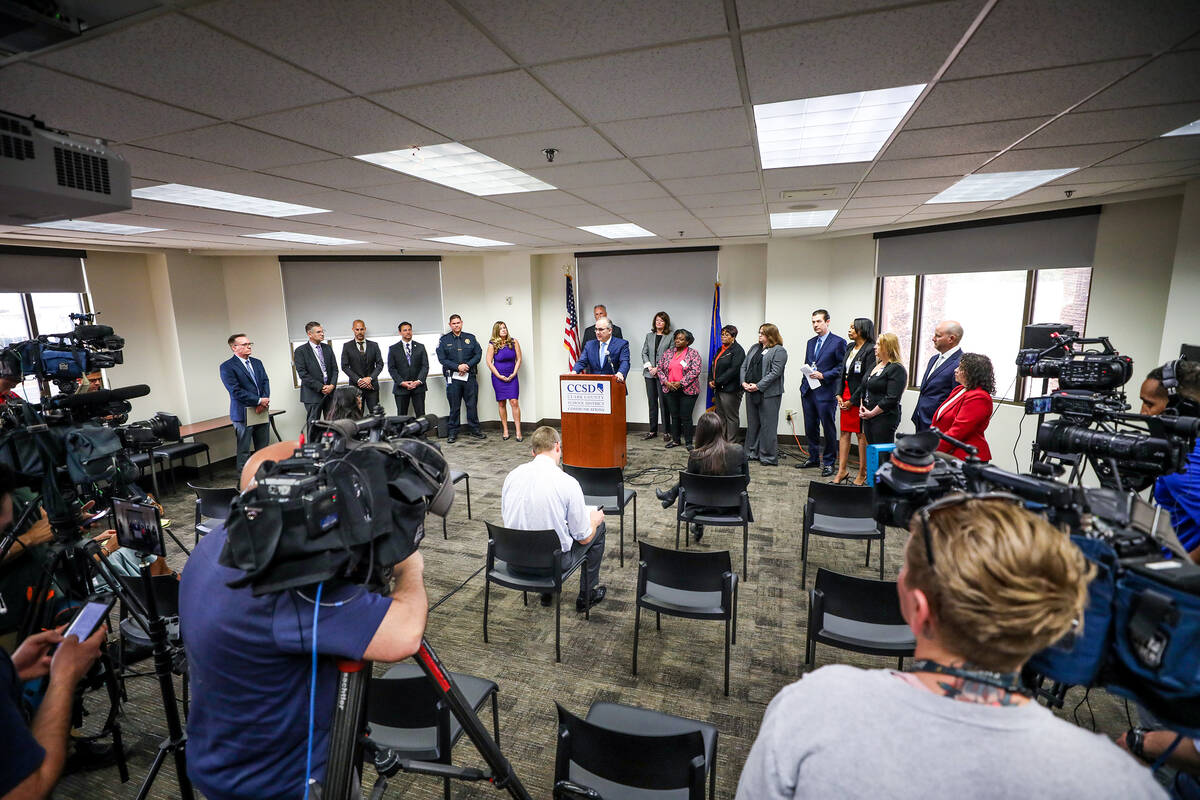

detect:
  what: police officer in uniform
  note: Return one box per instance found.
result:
[436,314,486,442]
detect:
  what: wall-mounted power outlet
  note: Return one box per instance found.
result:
[785,409,794,422]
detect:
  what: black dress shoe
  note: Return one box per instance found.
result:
[540,593,553,607]
[693,523,704,542]
[800,459,819,469]
[642,431,657,440]
[821,465,835,477]
[447,434,457,443]
[468,430,487,440]
[576,585,606,612]
[665,441,679,449]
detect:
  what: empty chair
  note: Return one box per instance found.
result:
[440,469,471,540]
[562,464,636,567]
[483,521,594,662]
[367,663,499,800]
[801,482,885,587]
[633,541,738,696]
[153,414,212,489]
[554,701,719,800]
[674,472,752,579]
[805,567,915,670]
[189,483,237,545]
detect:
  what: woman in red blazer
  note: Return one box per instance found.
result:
[931,352,995,461]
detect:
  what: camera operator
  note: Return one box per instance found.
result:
[179,440,428,800]
[736,497,1163,799]
[0,351,24,405]
[0,464,105,800]
[1139,360,1200,560]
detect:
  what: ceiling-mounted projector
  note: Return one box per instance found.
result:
[0,109,132,226]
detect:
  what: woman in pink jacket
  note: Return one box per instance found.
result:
[657,328,702,449]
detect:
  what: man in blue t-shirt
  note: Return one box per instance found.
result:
[1139,360,1200,559]
[179,441,428,800]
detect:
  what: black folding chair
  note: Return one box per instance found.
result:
[440,469,471,540]
[562,464,636,567]
[188,483,237,546]
[633,542,737,695]
[483,521,593,662]
[675,472,752,579]
[806,567,915,670]
[366,663,499,800]
[801,482,885,587]
[554,701,718,800]
[152,414,212,490]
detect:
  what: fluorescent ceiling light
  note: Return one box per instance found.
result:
[754,84,925,169]
[769,210,838,229]
[132,184,330,217]
[578,224,655,239]
[355,143,555,196]
[242,232,367,245]
[426,235,513,247]
[1162,119,1200,137]
[926,169,1077,203]
[29,219,166,235]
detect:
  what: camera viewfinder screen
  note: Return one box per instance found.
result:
[112,498,165,557]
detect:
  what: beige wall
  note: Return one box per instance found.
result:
[1159,180,1200,363]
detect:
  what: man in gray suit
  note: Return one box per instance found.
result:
[340,319,384,413]
[293,320,338,431]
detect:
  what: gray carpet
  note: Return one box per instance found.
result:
[54,431,1138,799]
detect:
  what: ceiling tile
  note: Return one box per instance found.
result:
[899,201,993,217]
[526,159,649,188]
[533,205,624,226]
[828,214,904,230]
[742,2,983,104]
[111,145,241,184]
[1017,104,1200,149]
[636,147,759,180]
[885,118,1045,159]
[1046,162,1197,184]
[907,59,1141,129]
[869,153,990,180]
[694,205,766,220]
[1095,137,1200,165]
[662,172,762,195]
[600,108,752,156]
[766,196,848,213]
[357,182,476,206]
[199,170,328,199]
[240,99,446,156]
[991,182,1136,207]
[679,190,766,208]
[465,127,621,169]
[980,142,1139,173]
[134,124,332,170]
[854,177,957,197]
[597,196,685,213]
[282,190,424,218]
[843,193,936,209]
[838,206,916,219]
[487,190,588,210]
[570,183,669,203]
[706,218,769,236]
[1078,51,1200,112]
[735,0,925,29]
[761,163,870,189]
[533,40,743,122]
[263,159,412,190]
[944,0,1200,80]
[192,0,514,94]
[35,13,347,119]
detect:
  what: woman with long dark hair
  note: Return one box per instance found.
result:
[327,386,363,421]
[656,411,751,541]
[834,317,876,484]
[640,311,673,440]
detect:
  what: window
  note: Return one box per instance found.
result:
[878,267,1092,403]
[0,291,88,401]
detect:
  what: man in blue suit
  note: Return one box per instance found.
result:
[220,333,271,471]
[912,320,963,431]
[798,309,847,477]
[573,317,630,387]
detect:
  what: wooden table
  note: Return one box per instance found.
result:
[179,409,286,442]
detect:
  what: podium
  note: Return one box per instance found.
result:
[560,374,626,468]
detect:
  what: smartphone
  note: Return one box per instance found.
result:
[64,595,115,641]
[112,497,166,557]
[82,507,112,528]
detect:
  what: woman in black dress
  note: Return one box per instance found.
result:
[860,332,907,445]
[656,411,751,541]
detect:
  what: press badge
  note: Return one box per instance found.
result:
[681,360,689,368]
[853,361,863,373]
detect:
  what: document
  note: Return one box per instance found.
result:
[450,372,469,382]
[799,363,822,391]
[244,406,270,425]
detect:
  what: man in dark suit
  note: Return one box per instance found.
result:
[219,333,271,471]
[387,321,429,416]
[912,320,964,431]
[293,320,338,432]
[573,317,630,385]
[798,309,848,477]
[581,304,622,344]
[340,319,384,413]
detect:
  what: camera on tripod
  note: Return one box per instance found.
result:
[1015,323,1133,391]
[7,311,124,395]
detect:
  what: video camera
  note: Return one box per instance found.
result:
[5,312,124,394]
[220,413,453,595]
[1015,324,1133,391]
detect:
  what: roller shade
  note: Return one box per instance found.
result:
[0,246,86,292]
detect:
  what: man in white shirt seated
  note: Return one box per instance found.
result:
[736,496,1165,799]
[501,426,607,611]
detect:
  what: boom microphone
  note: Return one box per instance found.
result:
[51,384,150,409]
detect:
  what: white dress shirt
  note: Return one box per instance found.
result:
[930,345,961,376]
[501,454,592,552]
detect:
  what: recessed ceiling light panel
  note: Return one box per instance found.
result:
[754,84,925,169]
[926,169,1077,203]
[769,210,837,229]
[578,224,655,239]
[132,184,330,217]
[1162,119,1200,137]
[355,143,555,196]
[242,232,367,245]
[29,219,166,235]
[426,235,514,247]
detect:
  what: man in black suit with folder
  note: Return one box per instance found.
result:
[341,319,384,413]
[387,321,429,416]
[293,320,338,432]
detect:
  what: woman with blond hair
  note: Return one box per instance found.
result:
[860,332,907,445]
[740,323,787,466]
[486,320,523,441]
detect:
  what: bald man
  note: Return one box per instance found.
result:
[912,320,963,432]
[180,439,427,800]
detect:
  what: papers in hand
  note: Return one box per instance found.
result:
[800,363,821,390]
[450,372,469,382]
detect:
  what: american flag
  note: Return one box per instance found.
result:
[564,272,581,369]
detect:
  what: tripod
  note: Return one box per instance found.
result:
[317,637,531,800]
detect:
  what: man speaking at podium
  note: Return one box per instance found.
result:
[573,317,630,386]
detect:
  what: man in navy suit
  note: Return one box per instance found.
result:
[798,309,848,477]
[573,317,630,387]
[219,333,271,471]
[912,320,964,431]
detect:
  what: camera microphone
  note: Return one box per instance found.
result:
[52,384,150,409]
[72,324,115,339]
[400,414,439,438]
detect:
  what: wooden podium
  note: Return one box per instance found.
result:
[560,374,627,468]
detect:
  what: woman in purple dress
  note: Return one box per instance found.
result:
[486,320,523,441]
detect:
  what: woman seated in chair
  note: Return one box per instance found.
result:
[656,411,751,541]
[326,386,364,422]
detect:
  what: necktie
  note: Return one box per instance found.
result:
[358,341,365,353]
[314,344,326,378]
[599,342,608,370]
[814,336,823,359]
[405,343,412,364]
[243,359,258,391]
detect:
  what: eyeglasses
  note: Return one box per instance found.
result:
[916,492,1023,569]
[234,341,254,347]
